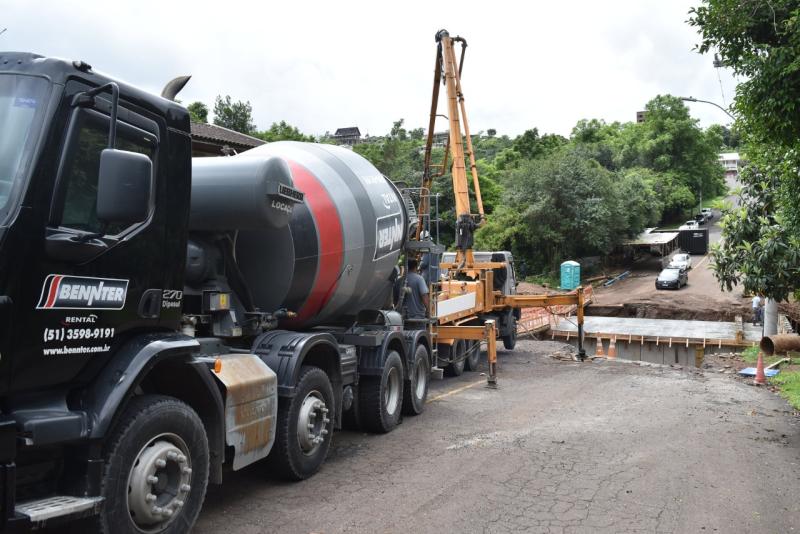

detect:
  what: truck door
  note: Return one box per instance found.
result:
[10,86,168,392]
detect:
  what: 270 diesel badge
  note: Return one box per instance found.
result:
[36,274,129,310]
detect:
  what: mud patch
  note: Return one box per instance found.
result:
[587,302,747,322]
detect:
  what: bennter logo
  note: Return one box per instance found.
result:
[37,275,129,310]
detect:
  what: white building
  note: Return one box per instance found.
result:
[719,152,740,179]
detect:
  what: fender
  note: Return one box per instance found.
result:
[252,330,342,398]
[79,332,226,483]
[80,332,201,438]
[402,328,430,369]
[356,330,407,377]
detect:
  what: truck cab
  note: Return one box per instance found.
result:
[0,51,201,530]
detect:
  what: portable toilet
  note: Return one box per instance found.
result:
[560,260,580,290]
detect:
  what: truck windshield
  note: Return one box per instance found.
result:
[0,74,50,223]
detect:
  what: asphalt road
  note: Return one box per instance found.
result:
[194,341,800,534]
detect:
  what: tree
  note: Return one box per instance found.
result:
[213,95,256,135]
[690,0,800,299]
[256,121,314,142]
[617,95,725,200]
[187,101,208,123]
[476,147,631,271]
[511,128,568,160]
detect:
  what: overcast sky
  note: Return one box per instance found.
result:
[1,0,737,138]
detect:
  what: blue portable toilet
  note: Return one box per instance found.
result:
[560,260,580,290]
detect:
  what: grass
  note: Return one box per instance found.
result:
[742,345,759,363]
[741,345,785,366]
[771,370,800,410]
[740,347,800,410]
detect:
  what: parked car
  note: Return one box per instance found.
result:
[656,267,688,289]
[694,214,707,225]
[679,220,700,231]
[668,253,692,271]
[701,207,713,220]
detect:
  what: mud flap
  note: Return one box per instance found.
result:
[212,354,278,470]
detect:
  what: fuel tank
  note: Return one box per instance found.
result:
[195,142,407,327]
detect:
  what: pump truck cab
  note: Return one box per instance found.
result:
[0,52,436,532]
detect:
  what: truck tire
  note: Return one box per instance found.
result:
[464,340,481,371]
[402,344,430,416]
[268,366,334,480]
[502,317,517,350]
[445,339,466,377]
[96,395,209,534]
[359,350,404,433]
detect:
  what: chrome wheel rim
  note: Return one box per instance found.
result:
[127,433,192,533]
[384,366,401,416]
[297,390,330,456]
[414,358,428,399]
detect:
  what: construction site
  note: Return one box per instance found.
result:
[2,2,800,533]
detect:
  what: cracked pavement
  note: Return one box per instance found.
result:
[195,340,800,534]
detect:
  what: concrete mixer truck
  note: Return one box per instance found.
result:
[0,52,435,533]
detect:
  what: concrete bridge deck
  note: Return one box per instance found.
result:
[554,316,762,344]
[550,316,764,367]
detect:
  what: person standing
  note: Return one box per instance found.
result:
[403,259,430,320]
[752,293,763,325]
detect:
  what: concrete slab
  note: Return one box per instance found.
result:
[554,316,761,343]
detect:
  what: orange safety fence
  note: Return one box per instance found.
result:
[516,286,593,334]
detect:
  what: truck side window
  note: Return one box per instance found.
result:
[59,114,155,235]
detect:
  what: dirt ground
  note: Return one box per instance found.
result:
[191,340,800,534]
[588,206,756,321]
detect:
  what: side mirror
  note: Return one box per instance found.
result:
[96,148,152,225]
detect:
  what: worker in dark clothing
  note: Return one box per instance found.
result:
[403,259,430,319]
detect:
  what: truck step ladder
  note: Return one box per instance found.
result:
[16,495,103,524]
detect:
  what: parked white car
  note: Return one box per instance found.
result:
[679,220,700,230]
[668,253,692,271]
[701,207,713,220]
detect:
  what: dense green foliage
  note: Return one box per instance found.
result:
[213,95,256,135]
[187,102,208,123]
[691,0,800,300]
[352,95,724,272]
[254,121,315,143]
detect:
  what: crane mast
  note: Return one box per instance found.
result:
[412,29,589,377]
[419,30,485,268]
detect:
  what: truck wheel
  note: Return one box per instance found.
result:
[502,317,517,350]
[97,395,209,534]
[445,340,466,377]
[464,340,481,371]
[359,350,404,433]
[268,366,334,480]
[402,344,430,416]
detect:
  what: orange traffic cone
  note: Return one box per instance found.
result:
[608,337,617,359]
[595,337,605,357]
[754,351,766,385]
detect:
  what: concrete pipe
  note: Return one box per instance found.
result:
[760,334,800,356]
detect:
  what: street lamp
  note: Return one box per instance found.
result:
[679,96,736,121]
[679,95,737,216]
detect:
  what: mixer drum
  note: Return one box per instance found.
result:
[235,142,407,327]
